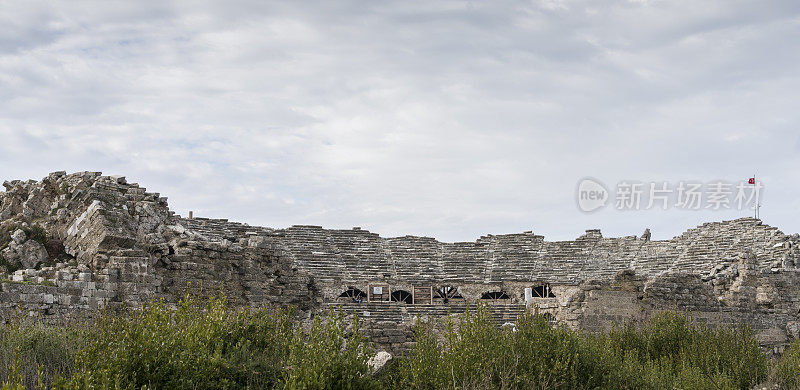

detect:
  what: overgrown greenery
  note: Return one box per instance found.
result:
[390,308,772,389]
[0,224,15,252]
[0,223,21,273]
[0,296,797,389]
[0,254,19,274]
[773,339,800,389]
[0,293,374,390]
[20,227,47,248]
[0,319,83,390]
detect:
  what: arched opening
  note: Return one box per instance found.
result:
[481,291,510,300]
[339,288,367,302]
[532,284,556,298]
[391,290,413,304]
[436,285,463,303]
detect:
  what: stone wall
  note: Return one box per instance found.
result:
[319,302,526,355]
[1,171,799,354]
[0,171,317,321]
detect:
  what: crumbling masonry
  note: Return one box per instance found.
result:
[1,171,799,354]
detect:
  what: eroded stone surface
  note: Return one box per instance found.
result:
[368,351,392,376]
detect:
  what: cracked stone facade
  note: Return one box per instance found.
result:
[1,171,799,354]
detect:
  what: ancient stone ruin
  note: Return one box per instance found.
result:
[1,171,799,354]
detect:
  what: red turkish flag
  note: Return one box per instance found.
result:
[748,177,755,184]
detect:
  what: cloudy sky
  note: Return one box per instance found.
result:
[1,0,799,242]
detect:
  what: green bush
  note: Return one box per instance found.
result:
[772,339,800,389]
[386,306,600,389]
[0,253,19,274]
[0,320,83,389]
[56,293,377,390]
[60,294,284,389]
[282,310,376,389]
[381,305,767,389]
[0,295,775,389]
[21,226,47,247]
[598,312,766,389]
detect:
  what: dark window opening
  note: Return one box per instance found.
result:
[481,291,510,300]
[413,286,433,304]
[339,288,367,302]
[436,286,463,303]
[391,290,413,304]
[532,284,556,298]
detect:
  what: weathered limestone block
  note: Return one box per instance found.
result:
[756,283,776,306]
[1,232,48,269]
[787,321,800,340]
[65,200,137,265]
[368,351,392,376]
[11,229,26,244]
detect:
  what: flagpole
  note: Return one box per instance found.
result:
[753,173,758,219]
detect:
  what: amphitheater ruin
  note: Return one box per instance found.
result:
[1,171,799,354]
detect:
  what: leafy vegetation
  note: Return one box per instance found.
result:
[4,293,374,390]
[0,224,14,251]
[0,319,83,390]
[773,338,800,389]
[0,253,20,274]
[0,296,793,389]
[386,308,767,389]
[20,227,47,248]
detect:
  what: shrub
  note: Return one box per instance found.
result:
[57,293,378,390]
[598,312,766,389]
[22,226,47,247]
[382,306,767,390]
[0,320,83,389]
[282,310,376,389]
[0,294,773,390]
[387,305,601,389]
[0,253,19,274]
[772,339,800,389]
[61,294,290,389]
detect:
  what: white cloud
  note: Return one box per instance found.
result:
[1,0,799,242]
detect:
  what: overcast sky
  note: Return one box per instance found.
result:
[1,1,799,242]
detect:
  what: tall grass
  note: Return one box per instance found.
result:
[55,294,375,390]
[0,319,83,389]
[772,339,800,389]
[383,307,768,389]
[0,296,789,389]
